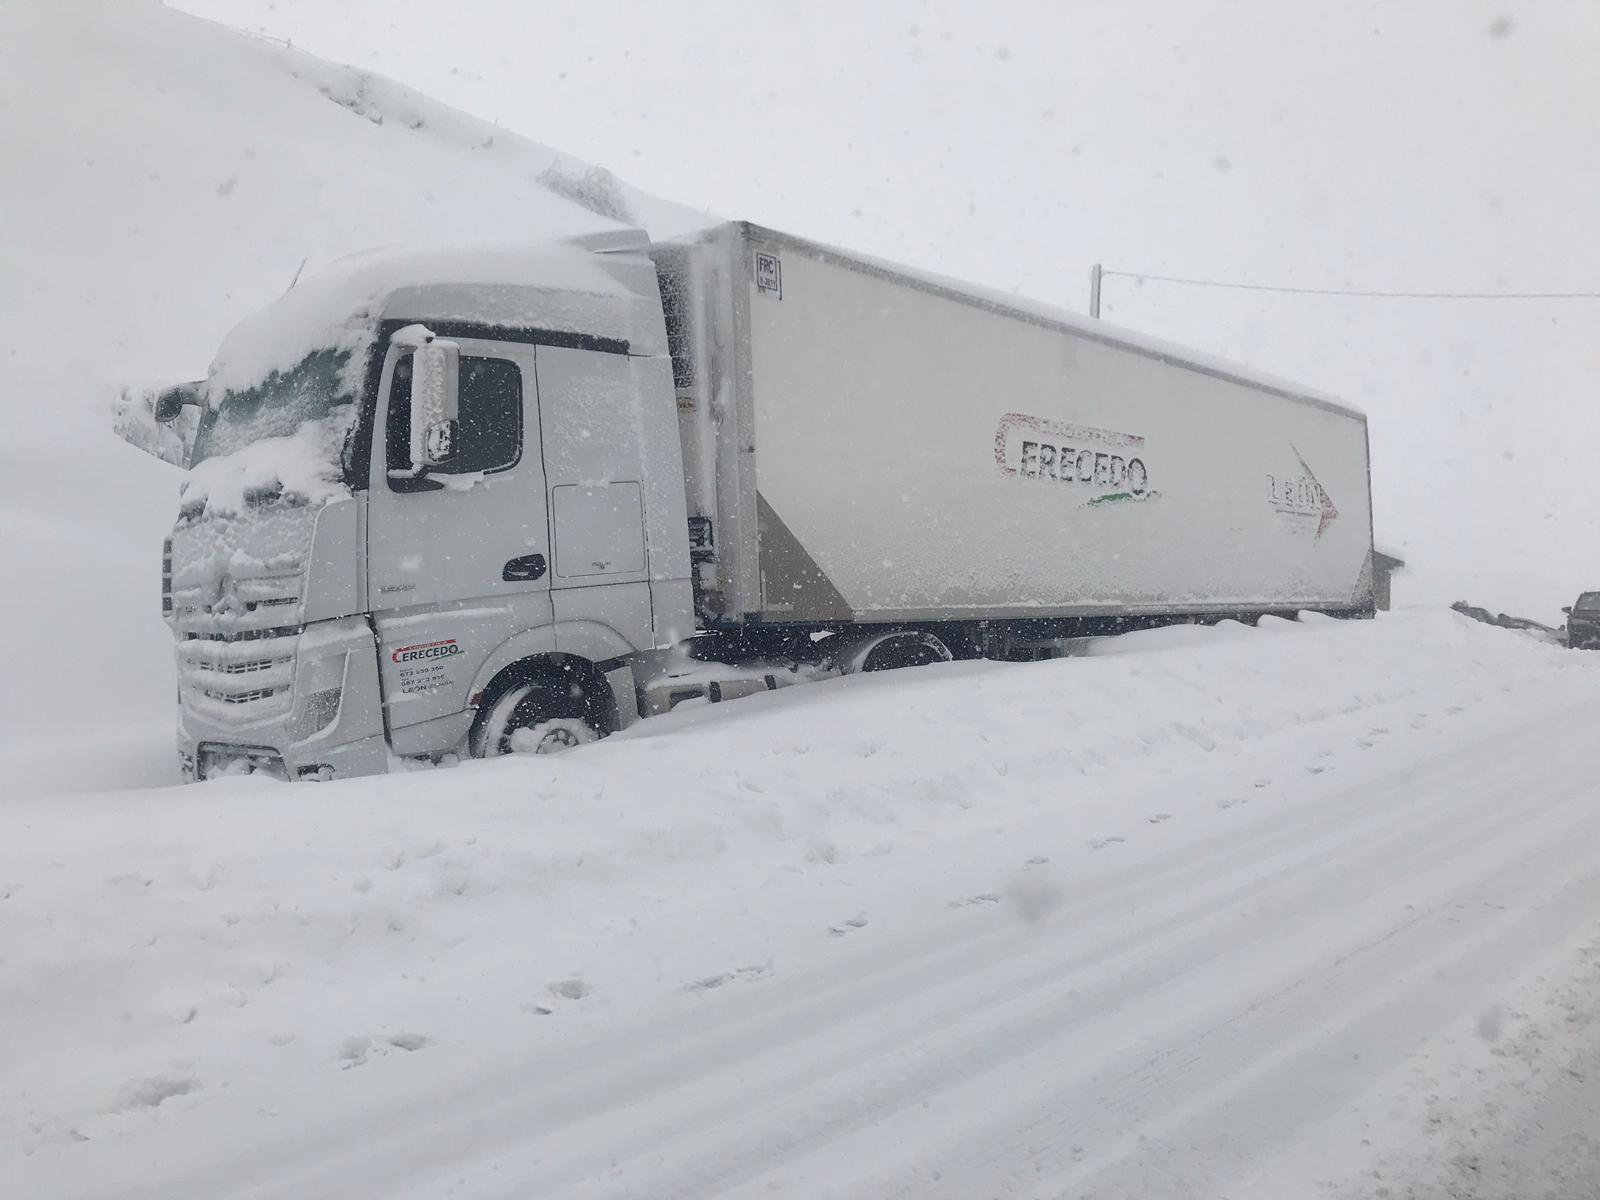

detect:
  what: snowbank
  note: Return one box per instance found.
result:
[6,610,1598,1193]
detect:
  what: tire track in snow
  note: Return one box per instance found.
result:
[152,703,1600,1200]
[964,829,1600,1199]
[546,723,1600,1199]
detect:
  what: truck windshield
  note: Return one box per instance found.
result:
[191,348,355,467]
[1575,592,1600,611]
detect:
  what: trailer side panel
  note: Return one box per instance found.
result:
[736,229,1373,623]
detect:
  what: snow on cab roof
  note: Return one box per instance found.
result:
[206,236,665,402]
[731,222,1364,421]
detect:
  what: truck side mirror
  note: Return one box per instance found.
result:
[153,382,201,423]
[410,341,460,470]
[1562,606,1572,615]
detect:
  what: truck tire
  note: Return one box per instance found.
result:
[472,682,598,758]
[507,717,598,755]
[859,632,953,672]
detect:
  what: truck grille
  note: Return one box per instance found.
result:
[167,503,316,727]
[203,685,282,705]
[214,657,279,675]
[177,630,299,724]
[184,625,304,643]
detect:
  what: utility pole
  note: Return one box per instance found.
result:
[1089,262,1103,318]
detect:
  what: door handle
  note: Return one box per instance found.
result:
[502,553,547,582]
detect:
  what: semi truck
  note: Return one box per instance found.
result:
[157,222,1374,782]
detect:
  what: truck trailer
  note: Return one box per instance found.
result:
[158,222,1374,781]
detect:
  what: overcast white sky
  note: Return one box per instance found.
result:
[172,0,1600,615]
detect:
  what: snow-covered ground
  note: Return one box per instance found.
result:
[8,610,1600,1197]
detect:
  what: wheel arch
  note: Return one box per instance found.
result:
[468,620,636,707]
[465,621,639,753]
[469,651,621,748]
[827,627,955,674]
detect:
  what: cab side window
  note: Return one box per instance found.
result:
[386,353,523,487]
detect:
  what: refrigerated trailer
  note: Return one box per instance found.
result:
[159,222,1374,781]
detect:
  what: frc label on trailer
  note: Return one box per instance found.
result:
[1268,443,1339,540]
[754,251,783,299]
[391,638,461,693]
[994,412,1153,505]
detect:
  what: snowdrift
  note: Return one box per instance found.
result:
[5,609,1595,1192]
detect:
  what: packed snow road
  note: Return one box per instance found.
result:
[6,611,1600,1198]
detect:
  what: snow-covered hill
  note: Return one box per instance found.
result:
[0,0,698,787]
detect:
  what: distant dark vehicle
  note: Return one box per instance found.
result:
[1562,592,1600,649]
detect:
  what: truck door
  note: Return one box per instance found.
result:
[535,345,654,653]
[367,340,551,729]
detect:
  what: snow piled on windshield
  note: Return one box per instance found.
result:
[204,242,641,404]
[182,413,354,515]
[187,240,655,513]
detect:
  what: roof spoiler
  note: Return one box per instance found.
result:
[561,228,652,255]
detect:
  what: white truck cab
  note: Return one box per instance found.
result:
[166,234,693,780]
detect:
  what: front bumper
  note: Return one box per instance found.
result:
[176,616,388,781]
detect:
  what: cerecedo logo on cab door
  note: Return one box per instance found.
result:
[391,639,461,664]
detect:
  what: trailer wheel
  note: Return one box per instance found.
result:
[472,682,598,758]
[859,632,953,673]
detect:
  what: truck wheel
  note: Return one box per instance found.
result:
[508,717,598,755]
[473,683,598,758]
[860,633,953,672]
